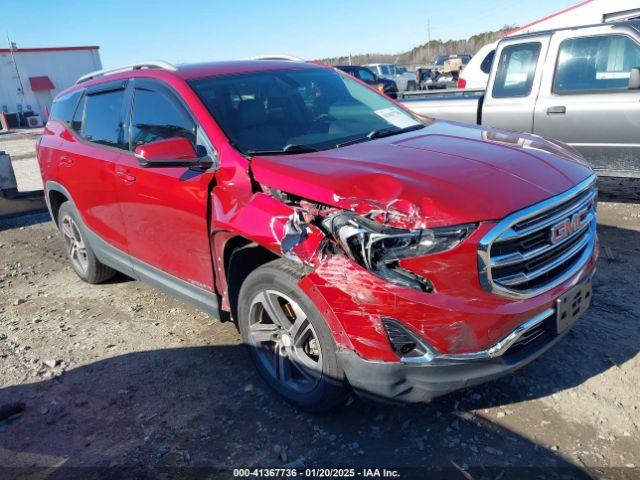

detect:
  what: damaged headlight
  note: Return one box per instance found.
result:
[325,213,475,291]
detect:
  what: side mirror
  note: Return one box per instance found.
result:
[134,137,212,169]
[629,67,640,90]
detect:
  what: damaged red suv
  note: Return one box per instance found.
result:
[37,59,597,411]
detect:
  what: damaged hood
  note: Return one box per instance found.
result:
[250,120,594,227]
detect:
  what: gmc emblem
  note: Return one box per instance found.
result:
[550,209,589,244]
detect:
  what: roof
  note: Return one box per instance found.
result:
[0,45,99,54]
[29,76,55,91]
[175,60,323,80]
[58,59,329,95]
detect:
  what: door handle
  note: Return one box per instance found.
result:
[59,155,75,165]
[115,167,136,183]
[547,106,566,115]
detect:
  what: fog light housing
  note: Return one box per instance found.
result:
[381,317,436,361]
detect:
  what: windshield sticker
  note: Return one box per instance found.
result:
[374,108,419,129]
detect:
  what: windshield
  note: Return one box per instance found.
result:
[190,68,425,155]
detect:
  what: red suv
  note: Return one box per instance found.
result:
[37,60,597,411]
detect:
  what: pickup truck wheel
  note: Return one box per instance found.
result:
[238,259,349,412]
[57,202,116,284]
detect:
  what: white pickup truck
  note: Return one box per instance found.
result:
[401,19,640,178]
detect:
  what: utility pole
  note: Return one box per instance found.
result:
[426,18,431,64]
[7,35,25,109]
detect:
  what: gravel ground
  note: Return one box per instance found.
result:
[0,199,639,479]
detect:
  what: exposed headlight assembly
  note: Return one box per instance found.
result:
[325,213,475,291]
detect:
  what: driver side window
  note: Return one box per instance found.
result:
[130,88,196,149]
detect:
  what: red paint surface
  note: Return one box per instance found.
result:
[134,137,197,161]
[39,61,597,363]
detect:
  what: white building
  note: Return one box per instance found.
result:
[507,0,640,36]
[0,45,102,124]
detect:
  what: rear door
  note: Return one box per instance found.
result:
[114,78,218,294]
[533,25,640,177]
[56,81,131,260]
[481,35,550,132]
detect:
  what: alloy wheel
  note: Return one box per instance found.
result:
[61,215,89,274]
[247,289,323,393]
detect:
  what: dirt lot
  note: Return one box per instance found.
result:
[0,198,639,479]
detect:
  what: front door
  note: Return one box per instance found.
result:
[481,36,549,133]
[114,79,217,294]
[533,28,640,178]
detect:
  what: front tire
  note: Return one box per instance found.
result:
[57,202,116,284]
[237,259,349,412]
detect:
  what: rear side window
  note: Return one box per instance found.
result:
[480,50,495,74]
[492,42,541,98]
[79,89,126,148]
[49,91,81,123]
[130,88,196,148]
[554,35,640,93]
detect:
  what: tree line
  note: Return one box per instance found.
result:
[320,26,515,66]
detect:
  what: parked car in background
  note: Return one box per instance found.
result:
[39,57,596,412]
[458,42,497,89]
[402,19,640,178]
[434,54,471,70]
[335,65,398,98]
[364,63,418,91]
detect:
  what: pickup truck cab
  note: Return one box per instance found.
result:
[403,19,640,178]
[38,59,597,411]
[364,63,418,92]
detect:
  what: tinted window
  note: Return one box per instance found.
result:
[190,68,424,154]
[49,91,81,123]
[554,35,640,93]
[492,42,540,98]
[480,50,495,74]
[130,88,196,148]
[81,89,125,148]
[357,68,377,83]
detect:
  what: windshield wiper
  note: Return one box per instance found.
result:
[246,144,319,156]
[336,124,424,148]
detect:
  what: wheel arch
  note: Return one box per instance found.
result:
[45,181,75,226]
[223,236,280,322]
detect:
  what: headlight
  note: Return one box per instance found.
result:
[324,213,475,290]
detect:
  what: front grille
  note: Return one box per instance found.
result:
[479,177,597,298]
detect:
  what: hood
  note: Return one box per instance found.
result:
[250,120,593,227]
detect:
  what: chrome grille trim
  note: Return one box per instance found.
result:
[490,212,594,268]
[401,307,555,364]
[478,175,597,299]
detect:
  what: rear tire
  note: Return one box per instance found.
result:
[237,259,349,412]
[57,202,116,284]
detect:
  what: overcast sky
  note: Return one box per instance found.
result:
[3,0,578,67]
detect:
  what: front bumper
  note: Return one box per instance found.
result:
[337,309,570,403]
